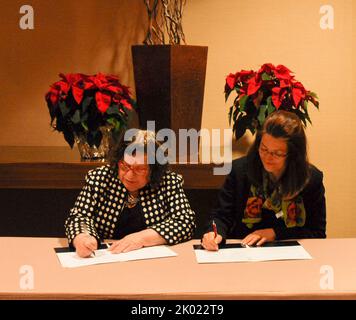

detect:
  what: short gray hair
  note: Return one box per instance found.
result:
[108,129,169,188]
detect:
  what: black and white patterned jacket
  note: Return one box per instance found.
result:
[65,165,196,245]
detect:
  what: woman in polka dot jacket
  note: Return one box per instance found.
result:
[65,130,196,258]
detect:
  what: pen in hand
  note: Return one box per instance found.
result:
[81,222,96,257]
[212,220,217,239]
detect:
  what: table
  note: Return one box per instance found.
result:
[1,237,356,299]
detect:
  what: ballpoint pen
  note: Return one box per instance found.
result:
[212,220,217,239]
[81,222,96,257]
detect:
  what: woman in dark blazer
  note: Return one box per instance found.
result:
[202,110,326,250]
[65,130,195,257]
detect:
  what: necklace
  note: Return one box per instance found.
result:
[127,193,139,208]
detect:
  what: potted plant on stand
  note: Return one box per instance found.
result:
[45,73,136,160]
[132,0,208,160]
[225,63,319,141]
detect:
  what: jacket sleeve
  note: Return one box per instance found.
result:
[273,168,327,240]
[148,174,196,245]
[64,170,102,247]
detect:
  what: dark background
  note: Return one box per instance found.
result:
[0,189,219,239]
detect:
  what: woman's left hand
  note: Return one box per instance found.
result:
[108,233,145,253]
[241,228,276,246]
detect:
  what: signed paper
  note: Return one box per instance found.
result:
[194,241,312,263]
[55,244,177,268]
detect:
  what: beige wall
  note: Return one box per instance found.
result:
[185,0,355,238]
[0,0,355,237]
[0,0,144,145]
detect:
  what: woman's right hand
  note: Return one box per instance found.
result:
[73,233,98,258]
[201,232,223,251]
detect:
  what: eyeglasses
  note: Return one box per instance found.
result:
[118,160,149,176]
[259,144,287,159]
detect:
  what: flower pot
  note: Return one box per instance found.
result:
[132,45,208,161]
[74,126,112,161]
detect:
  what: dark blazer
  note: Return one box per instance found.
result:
[207,157,326,240]
[65,165,196,246]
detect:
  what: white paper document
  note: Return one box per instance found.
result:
[194,241,312,263]
[55,244,178,268]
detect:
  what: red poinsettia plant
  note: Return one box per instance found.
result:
[45,73,136,148]
[225,63,319,140]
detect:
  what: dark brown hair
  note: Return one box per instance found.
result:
[108,129,169,188]
[247,110,310,198]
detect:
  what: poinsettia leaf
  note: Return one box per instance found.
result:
[81,112,88,122]
[108,117,122,135]
[46,99,57,120]
[228,106,233,126]
[59,100,70,117]
[300,115,307,127]
[244,99,257,116]
[310,97,319,109]
[107,117,116,126]
[257,105,267,127]
[55,116,64,132]
[71,109,81,124]
[239,95,248,112]
[261,72,272,81]
[293,109,307,127]
[113,121,121,134]
[81,121,88,131]
[266,96,275,115]
[304,108,312,125]
[233,114,248,140]
[81,96,93,115]
[63,128,75,148]
[87,106,101,132]
[232,108,238,123]
[225,87,232,102]
[107,104,121,116]
[309,92,319,99]
[246,117,256,135]
[232,96,239,113]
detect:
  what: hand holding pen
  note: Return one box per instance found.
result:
[212,220,218,238]
[201,220,223,251]
[72,223,98,258]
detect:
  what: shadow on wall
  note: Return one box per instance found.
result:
[88,0,147,95]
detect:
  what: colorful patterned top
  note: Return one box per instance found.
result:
[206,157,326,240]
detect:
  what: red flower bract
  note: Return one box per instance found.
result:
[45,72,136,149]
[95,91,112,113]
[274,65,294,80]
[247,76,262,96]
[225,63,319,141]
[226,73,237,90]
